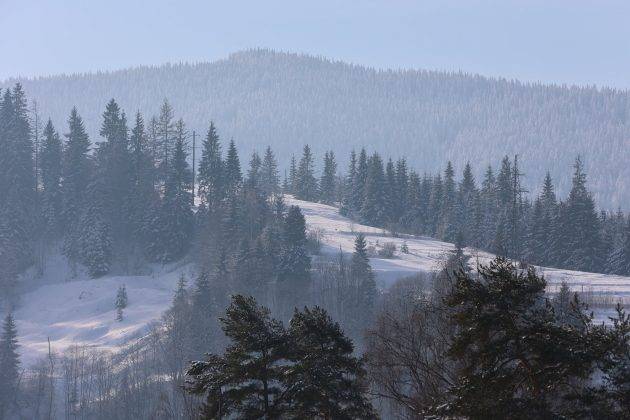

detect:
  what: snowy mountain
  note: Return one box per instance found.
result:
[15,197,630,366]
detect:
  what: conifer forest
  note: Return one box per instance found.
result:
[2,2,630,419]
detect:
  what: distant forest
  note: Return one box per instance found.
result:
[2,49,630,209]
[2,85,630,419]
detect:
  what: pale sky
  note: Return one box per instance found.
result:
[2,0,630,88]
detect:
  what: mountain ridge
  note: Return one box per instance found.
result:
[2,48,629,208]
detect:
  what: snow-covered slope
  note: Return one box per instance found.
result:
[288,197,630,299]
[15,260,196,366]
[14,197,630,366]
[288,196,630,327]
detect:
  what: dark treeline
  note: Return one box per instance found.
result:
[284,145,630,276]
[6,48,630,209]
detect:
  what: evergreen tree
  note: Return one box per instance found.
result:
[0,313,20,417]
[439,161,458,242]
[457,162,477,244]
[320,150,337,204]
[277,206,311,318]
[61,107,92,264]
[147,121,193,262]
[98,99,133,249]
[164,274,194,372]
[286,306,375,418]
[186,295,289,418]
[279,206,311,283]
[443,257,599,418]
[128,112,155,246]
[260,145,280,196]
[246,151,262,189]
[197,122,224,208]
[40,119,63,239]
[496,156,513,207]
[360,153,386,226]
[352,148,368,213]
[479,165,498,248]
[156,99,176,185]
[295,144,318,201]
[394,158,409,222]
[564,157,603,272]
[608,217,630,275]
[508,155,526,259]
[427,174,443,236]
[115,284,128,321]
[224,139,242,197]
[287,154,297,194]
[78,175,112,277]
[0,85,35,270]
[384,158,398,226]
[340,150,357,215]
[350,233,377,326]
[189,271,218,356]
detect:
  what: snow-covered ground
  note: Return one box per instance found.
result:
[13,196,630,366]
[287,197,630,324]
[15,258,196,366]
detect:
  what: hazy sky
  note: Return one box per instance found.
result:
[2,0,629,88]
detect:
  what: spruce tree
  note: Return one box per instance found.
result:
[608,217,630,275]
[190,271,218,356]
[360,153,386,226]
[277,206,311,318]
[439,161,458,242]
[480,165,498,249]
[279,206,311,283]
[156,99,176,185]
[287,154,297,194]
[320,150,337,204]
[98,99,133,248]
[0,313,20,417]
[496,156,513,207]
[260,145,280,196]
[128,112,155,247]
[443,257,598,418]
[384,158,398,225]
[197,122,224,208]
[61,107,91,256]
[395,158,409,222]
[352,148,368,213]
[295,144,318,201]
[350,233,377,327]
[0,85,35,270]
[340,150,357,216]
[224,139,242,197]
[246,151,262,189]
[564,157,603,272]
[428,174,443,236]
[78,175,112,277]
[186,295,289,418]
[286,306,375,418]
[115,284,128,321]
[149,121,193,262]
[40,119,63,239]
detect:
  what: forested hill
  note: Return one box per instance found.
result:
[3,49,630,208]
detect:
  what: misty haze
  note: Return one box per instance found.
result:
[1,1,629,419]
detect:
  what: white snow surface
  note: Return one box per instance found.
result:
[14,196,630,366]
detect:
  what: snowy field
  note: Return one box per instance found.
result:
[14,197,630,366]
[288,197,630,324]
